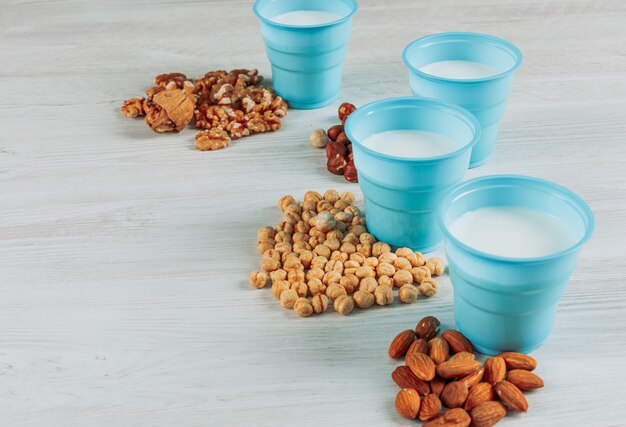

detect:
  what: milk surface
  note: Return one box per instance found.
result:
[270,10,341,25]
[361,130,460,158]
[419,60,500,79]
[450,207,577,258]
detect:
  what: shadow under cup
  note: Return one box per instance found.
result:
[345,97,480,253]
[438,175,595,355]
[253,0,358,109]
[403,32,522,168]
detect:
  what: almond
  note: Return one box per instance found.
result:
[419,393,442,421]
[416,316,441,340]
[442,329,473,353]
[458,366,484,388]
[388,329,416,358]
[506,369,544,391]
[470,401,507,427]
[483,357,506,385]
[494,380,528,412]
[424,407,471,427]
[464,382,495,411]
[430,376,446,397]
[441,382,468,409]
[407,352,437,381]
[428,337,450,365]
[498,352,537,371]
[449,351,475,362]
[437,359,482,379]
[392,366,430,395]
[395,388,421,419]
[407,338,429,356]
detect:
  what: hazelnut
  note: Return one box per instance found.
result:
[258,226,276,241]
[426,257,445,276]
[327,124,344,141]
[374,285,394,305]
[323,189,341,204]
[311,294,329,314]
[327,153,347,175]
[393,270,413,287]
[307,278,327,296]
[280,289,298,309]
[290,281,308,297]
[364,257,379,268]
[287,269,305,284]
[249,271,268,289]
[410,266,432,284]
[376,262,396,277]
[378,275,395,287]
[271,280,290,299]
[314,211,337,233]
[399,284,419,304]
[278,195,297,211]
[340,242,356,254]
[353,290,375,309]
[322,271,341,285]
[336,132,350,145]
[344,160,358,183]
[293,297,314,317]
[306,267,325,281]
[419,278,438,297]
[326,283,347,300]
[393,257,412,271]
[355,265,375,279]
[269,269,287,283]
[372,242,391,257]
[339,274,359,293]
[326,140,347,159]
[338,102,357,122]
[310,128,329,148]
[359,277,378,293]
[261,256,280,272]
[334,295,354,315]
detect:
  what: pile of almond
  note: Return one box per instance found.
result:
[389,316,544,427]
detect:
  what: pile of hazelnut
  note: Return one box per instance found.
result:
[249,190,445,317]
[309,103,358,182]
[120,69,287,151]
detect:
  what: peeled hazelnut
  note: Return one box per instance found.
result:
[310,128,329,148]
[342,233,359,246]
[326,283,347,300]
[280,289,298,308]
[249,271,268,289]
[307,278,326,296]
[324,238,341,251]
[303,191,322,203]
[353,290,375,308]
[376,262,396,277]
[290,281,308,297]
[394,270,414,287]
[359,277,378,293]
[271,280,290,298]
[306,267,325,281]
[327,153,347,175]
[314,244,332,259]
[426,257,445,276]
[348,224,366,237]
[394,257,412,271]
[323,189,341,204]
[379,252,398,263]
[372,242,391,257]
[355,265,375,279]
[339,274,359,293]
[374,284,394,305]
[340,191,356,204]
[314,211,336,233]
[279,195,297,211]
[327,124,344,141]
[261,256,280,272]
[311,294,329,314]
[269,269,287,283]
[330,251,348,263]
[399,284,419,303]
[293,297,314,317]
[419,278,438,297]
[411,266,432,284]
[356,243,372,257]
[340,242,356,254]
[359,233,377,245]
[258,226,276,241]
[343,259,360,275]
[334,295,354,315]
[414,252,426,267]
[349,252,366,264]
[338,102,357,122]
[364,257,379,268]
[378,275,395,287]
[257,240,274,255]
[322,271,342,286]
[287,269,305,284]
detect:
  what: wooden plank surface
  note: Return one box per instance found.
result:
[1,0,625,425]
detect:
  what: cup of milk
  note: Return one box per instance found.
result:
[438,175,594,355]
[344,97,480,252]
[253,0,358,109]
[403,32,522,168]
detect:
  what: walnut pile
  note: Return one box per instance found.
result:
[120,69,288,150]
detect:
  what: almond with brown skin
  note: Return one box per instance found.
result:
[464,382,495,411]
[395,388,421,419]
[424,408,471,427]
[416,316,441,340]
[494,380,528,412]
[449,351,476,362]
[506,369,544,391]
[458,366,484,388]
[470,401,507,427]
[430,376,446,397]
[441,382,468,409]
[428,337,450,365]
[407,338,429,356]
[392,366,430,395]
[407,352,437,381]
[419,394,443,421]
[483,357,506,385]
[388,329,416,358]
[441,329,473,353]
[498,352,537,371]
[437,359,482,379]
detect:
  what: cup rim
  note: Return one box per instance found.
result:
[437,174,595,264]
[344,96,481,164]
[402,32,523,84]
[253,0,358,29]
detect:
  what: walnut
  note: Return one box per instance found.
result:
[120,97,145,118]
[195,128,231,151]
[155,72,188,87]
[144,84,195,132]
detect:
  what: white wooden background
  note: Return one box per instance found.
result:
[1,0,625,426]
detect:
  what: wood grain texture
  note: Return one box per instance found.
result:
[1,0,625,425]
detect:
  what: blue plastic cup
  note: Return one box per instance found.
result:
[344,97,480,252]
[438,175,595,355]
[253,0,358,109]
[403,32,522,168]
